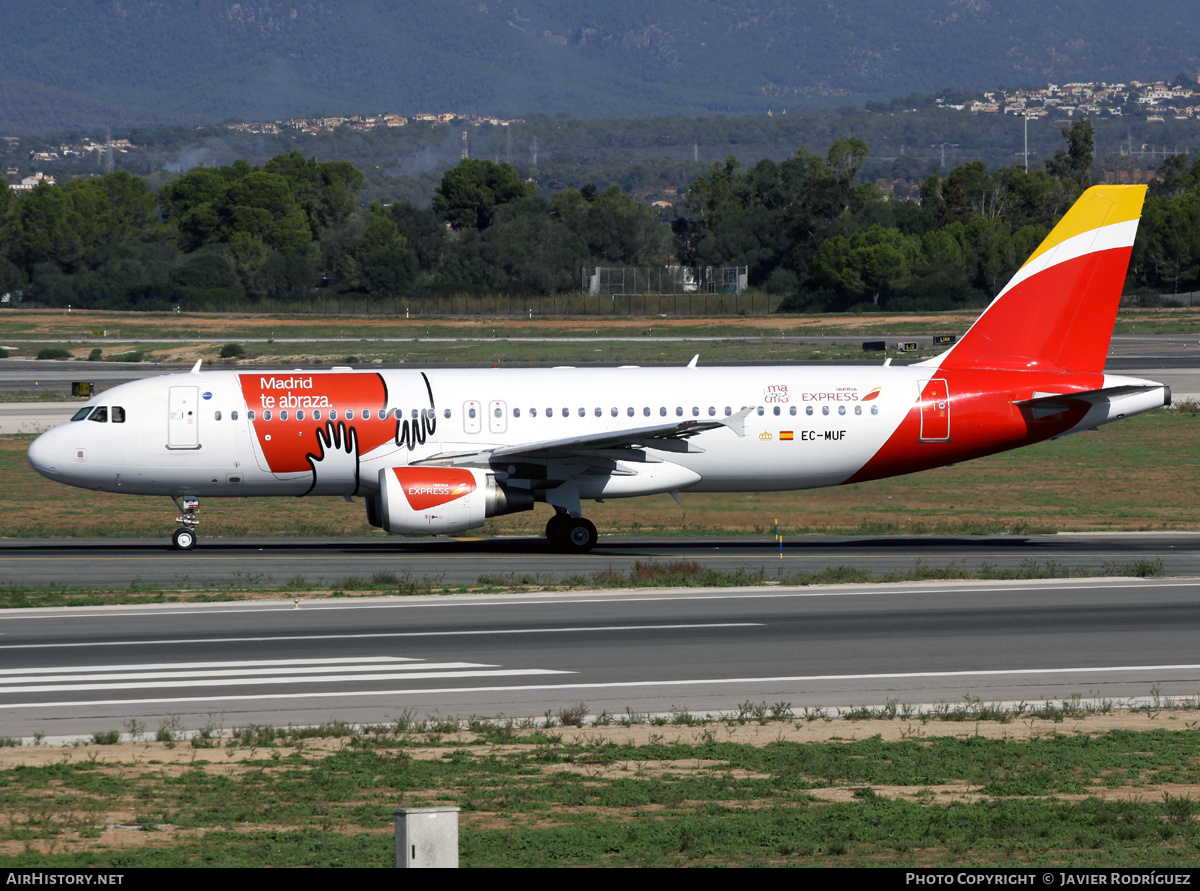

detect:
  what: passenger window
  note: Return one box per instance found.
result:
[310,410,318,420]
[790,406,797,416]
[263,410,272,420]
[215,411,222,421]
[280,410,289,420]
[643,407,651,417]
[88,407,108,423]
[756,406,764,416]
[495,407,503,418]
[595,407,602,417]
[806,406,814,416]
[530,407,537,417]
[299,410,308,420]
[822,406,830,416]
[692,407,699,417]
[838,405,846,416]
[578,407,585,417]
[724,407,731,416]
[247,410,256,420]
[708,407,715,417]
[627,407,634,417]
[444,409,451,419]
[232,410,239,421]
[871,405,879,415]
[513,407,521,418]
[361,409,369,420]
[562,408,569,417]
[854,405,862,415]
[773,406,780,416]
[71,407,93,421]
[547,408,553,417]
[660,407,667,417]
[469,407,477,418]
[676,407,683,417]
[329,409,337,420]
[610,407,617,417]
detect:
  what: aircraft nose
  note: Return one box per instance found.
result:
[27,427,67,479]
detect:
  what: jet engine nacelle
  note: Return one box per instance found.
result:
[376,466,533,535]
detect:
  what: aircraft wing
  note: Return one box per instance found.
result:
[414,408,753,467]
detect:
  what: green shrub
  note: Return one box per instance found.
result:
[219,342,245,359]
[36,348,72,360]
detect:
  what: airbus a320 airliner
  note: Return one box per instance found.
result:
[27,185,1169,552]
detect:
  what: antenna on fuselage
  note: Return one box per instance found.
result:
[190,359,203,374]
[687,354,699,368]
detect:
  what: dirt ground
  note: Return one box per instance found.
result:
[3,708,1197,859]
[0,308,992,338]
[4,706,1195,770]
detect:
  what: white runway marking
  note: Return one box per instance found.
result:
[7,663,1199,711]
[0,623,761,649]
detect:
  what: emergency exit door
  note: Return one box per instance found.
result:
[918,379,950,442]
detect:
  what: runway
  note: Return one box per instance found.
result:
[3,578,1199,739]
[1,532,1198,587]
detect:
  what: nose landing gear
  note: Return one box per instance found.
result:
[171,495,200,550]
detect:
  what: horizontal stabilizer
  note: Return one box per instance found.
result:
[1015,383,1171,419]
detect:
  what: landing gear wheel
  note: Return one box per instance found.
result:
[545,514,566,543]
[559,518,597,553]
[172,527,197,550]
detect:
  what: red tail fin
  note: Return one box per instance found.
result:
[936,185,1146,374]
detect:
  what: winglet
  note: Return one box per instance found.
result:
[190,359,203,374]
[720,407,754,438]
[687,354,699,368]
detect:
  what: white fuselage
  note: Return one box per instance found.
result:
[27,362,1171,510]
[28,364,924,499]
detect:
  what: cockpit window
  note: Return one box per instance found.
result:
[88,407,108,423]
[71,407,94,421]
[112,406,125,423]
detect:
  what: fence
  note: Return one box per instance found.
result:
[583,265,748,297]
[1120,290,1200,308]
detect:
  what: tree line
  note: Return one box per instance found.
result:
[2,124,1199,312]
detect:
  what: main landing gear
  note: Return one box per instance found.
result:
[171,495,200,550]
[545,510,598,553]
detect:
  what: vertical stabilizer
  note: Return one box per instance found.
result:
[934,185,1146,374]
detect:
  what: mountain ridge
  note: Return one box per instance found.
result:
[1,1,1197,134]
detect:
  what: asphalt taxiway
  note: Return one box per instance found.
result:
[1,533,1197,588]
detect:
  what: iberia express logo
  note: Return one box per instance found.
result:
[391,468,477,510]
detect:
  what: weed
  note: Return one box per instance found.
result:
[557,702,589,727]
[122,718,146,741]
[1163,792,1196,824]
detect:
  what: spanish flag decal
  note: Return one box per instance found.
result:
[780,431,794,440]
